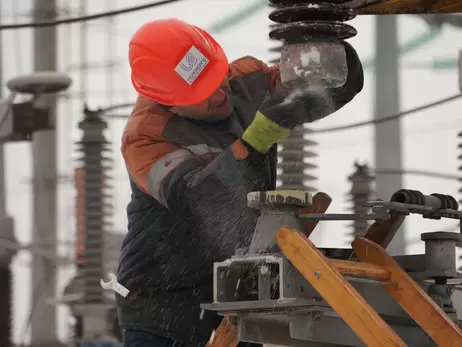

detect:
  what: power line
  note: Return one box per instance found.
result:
[375,169,459,181]
[206,0,267,34]
[0,0,181,30]
[100,92,462,129]
[18,276,50,347]
[314,93,462,134]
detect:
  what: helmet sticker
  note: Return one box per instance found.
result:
[174,45,209,85]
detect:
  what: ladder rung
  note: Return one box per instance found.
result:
[329,259,391,281]
[276,226,407,347]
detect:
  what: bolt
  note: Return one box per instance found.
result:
[314,271,321,278]
[314,313,322,321]
[260,265,269,275]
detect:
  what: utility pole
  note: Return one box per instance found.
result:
[30,0,59,343]
[374,16,405,255]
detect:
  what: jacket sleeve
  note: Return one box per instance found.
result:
[122,116,269,213]
[122,122,271,255]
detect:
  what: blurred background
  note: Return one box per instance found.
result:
[0,0,461,346]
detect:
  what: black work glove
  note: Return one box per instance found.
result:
[263,40,364,128]
[242,41,364,153]
[242,40,363,154]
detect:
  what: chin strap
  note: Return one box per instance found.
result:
[157,103,173,112]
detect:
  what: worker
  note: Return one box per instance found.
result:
[116,18,364,347]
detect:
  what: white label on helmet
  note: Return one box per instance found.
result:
[175,45,209,85]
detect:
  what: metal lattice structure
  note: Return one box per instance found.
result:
[75,106,113,305]
[347,162,375,239]
[277,125,318,192]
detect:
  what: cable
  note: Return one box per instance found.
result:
[314,93,462,134]
[100,102,135,114]
[206,0,267,34]
[0,238,73,264]
[100,93,462,128]
[374,169,459,181]
[0,0,182,30]
[18,275,50,347]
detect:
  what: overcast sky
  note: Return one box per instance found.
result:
[1,0,462,343]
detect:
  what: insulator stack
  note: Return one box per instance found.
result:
[277,125,318,192]
[347,162,374,239]
[75,106,113,304]
[268,0,357,44]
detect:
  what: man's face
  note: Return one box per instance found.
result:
[170,78,234,120]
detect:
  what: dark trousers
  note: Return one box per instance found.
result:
[123,329,261,347]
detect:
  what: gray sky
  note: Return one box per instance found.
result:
[1,0,462,343]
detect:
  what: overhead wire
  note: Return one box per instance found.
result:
[374,169,459,181]
[314,93,462,134]
[18,275,54,347]
[319,117,462,151]
[0,0,182,30]
[101,93,462,136]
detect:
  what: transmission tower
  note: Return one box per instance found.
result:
[347,162,375,239]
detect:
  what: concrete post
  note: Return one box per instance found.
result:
[374,16,405,255]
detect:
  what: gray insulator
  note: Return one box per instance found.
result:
[277,125,318,192]
[75,107,113,304]
[347,162,374,239]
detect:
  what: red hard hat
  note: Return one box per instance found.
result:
[129,18,229,106]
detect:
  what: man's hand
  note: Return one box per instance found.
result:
[206,317,239,347]
[242,40,363,153]
[263,40,363,128]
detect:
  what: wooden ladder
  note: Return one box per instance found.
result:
[277,225,462,346]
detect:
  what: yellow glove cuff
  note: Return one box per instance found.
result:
[242,111,291,154]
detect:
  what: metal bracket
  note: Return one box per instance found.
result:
[297,200,462,221]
